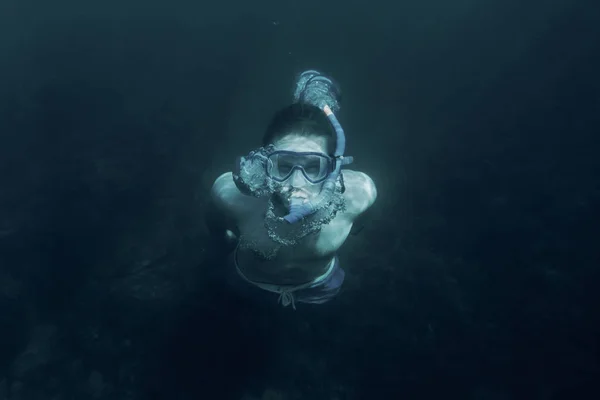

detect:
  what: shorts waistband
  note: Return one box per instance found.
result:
[234,249,337,310]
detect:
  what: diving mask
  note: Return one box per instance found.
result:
[266,150,333,184]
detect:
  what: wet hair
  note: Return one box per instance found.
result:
[262,103,336,155]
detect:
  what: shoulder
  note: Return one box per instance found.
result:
[210,172,237,205]
[341,170,377,219]
[210,172,258,218]
[211,172,237,198]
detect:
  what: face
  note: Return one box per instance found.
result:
[271,134,329,205]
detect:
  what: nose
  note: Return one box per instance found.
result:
[288,169,307,188]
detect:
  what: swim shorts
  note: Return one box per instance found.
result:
[233,252,345,309]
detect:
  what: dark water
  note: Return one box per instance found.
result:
[0,0,598,399]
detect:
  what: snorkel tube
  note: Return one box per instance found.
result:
[283,71,353,224]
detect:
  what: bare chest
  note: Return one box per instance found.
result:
[235,199,352,283]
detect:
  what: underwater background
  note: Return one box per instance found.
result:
[0,0,598,399]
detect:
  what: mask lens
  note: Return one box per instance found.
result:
[277,158,294,176]
[302,157,326,181]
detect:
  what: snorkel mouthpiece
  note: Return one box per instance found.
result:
[283,197,316,224]
[282,70,353,224]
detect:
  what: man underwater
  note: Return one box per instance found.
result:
[207,70,377,309]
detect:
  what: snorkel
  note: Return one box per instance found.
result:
[283,70,353,224]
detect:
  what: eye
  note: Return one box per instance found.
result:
[278,162,293,174]
[304,161,321,175]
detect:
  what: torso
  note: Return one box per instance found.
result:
[214,170,374,285]
[235,200,352,284]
